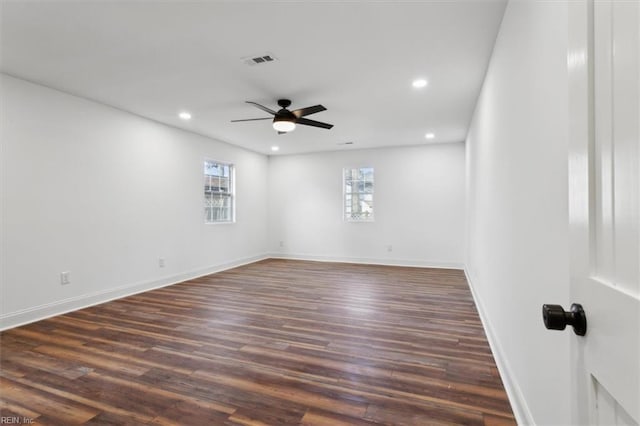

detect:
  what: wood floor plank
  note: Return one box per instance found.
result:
[0,259,515,424]
[300,409,379,426]
[0,376,100,424]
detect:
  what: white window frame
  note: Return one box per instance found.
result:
[343,167,374,222]
[204,159,235,224]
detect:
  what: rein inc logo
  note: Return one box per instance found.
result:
[1,418,34,424]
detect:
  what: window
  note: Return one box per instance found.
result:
[204,160,234,223]
[344,167,374,221]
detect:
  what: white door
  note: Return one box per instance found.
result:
[568,0,639,424]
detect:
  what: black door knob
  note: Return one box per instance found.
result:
[542,303,587,336]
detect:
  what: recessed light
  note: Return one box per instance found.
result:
[425,132,435,140]
[271,146,280,152]
[178,112,192,120]
[412,79,428,89]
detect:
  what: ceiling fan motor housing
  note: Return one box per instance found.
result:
[275,110,296,120]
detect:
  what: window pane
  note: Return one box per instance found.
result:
[362,167,374,181]
[204,160,234,223]
[344,169,353,180]
[343,167,374,221]
[218,177,228,193]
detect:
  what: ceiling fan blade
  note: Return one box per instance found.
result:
[296,117,334,129]
[291,104,326,118]
[230,117,272,122]
[246,101,277,115]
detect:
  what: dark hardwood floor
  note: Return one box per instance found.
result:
[0,259,515,425]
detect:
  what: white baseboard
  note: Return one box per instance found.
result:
[464,269,534,426]
[0,254,268,331]
[268,252,464,270]
[0,254,460,331]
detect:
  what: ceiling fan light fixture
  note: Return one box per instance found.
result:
[272,117,296,132]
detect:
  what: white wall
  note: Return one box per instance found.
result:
[0,74,269,329]
[0,74,466,331]
[268,144,465,267]
[465,1,570,425]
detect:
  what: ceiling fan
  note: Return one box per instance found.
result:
[231,99,333,134]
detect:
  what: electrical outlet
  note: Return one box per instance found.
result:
[60,271,71,285]
[387,245,393,252]
[279,241,284,248]
[159,258,165,268]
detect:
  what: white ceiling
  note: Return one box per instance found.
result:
[0,1,506,156]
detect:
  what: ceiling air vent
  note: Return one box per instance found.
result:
[243,53,278,66]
